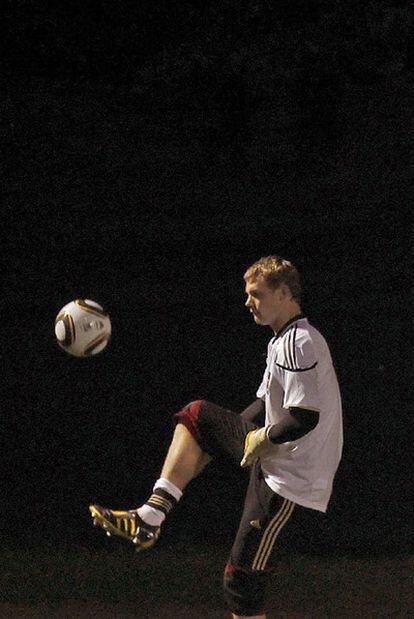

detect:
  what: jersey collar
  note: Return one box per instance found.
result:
[274,314,306,338]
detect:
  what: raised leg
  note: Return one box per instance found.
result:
[160,422,212,490]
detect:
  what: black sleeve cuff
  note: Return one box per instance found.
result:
[267,407,319,444]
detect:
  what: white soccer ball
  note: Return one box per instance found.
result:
[55,299,111,357]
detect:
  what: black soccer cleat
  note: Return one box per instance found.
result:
[89,504,160,551]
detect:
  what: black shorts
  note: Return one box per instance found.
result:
[174,400,296,572]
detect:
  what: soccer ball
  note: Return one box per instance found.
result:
[55,299,111,357]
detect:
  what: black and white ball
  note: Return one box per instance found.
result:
[55,299,111,357]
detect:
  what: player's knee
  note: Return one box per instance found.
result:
[173,400,205,440]
[223,564,266,617]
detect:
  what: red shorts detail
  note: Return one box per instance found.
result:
[225,563,260,575]
[173,400,203,441]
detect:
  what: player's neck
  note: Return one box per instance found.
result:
[271,304,303,336]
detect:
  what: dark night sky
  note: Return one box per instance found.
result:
[1,0,413,555]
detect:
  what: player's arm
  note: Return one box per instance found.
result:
[267,407,319,443]
[240,398,265,425]
[240,407,319,467]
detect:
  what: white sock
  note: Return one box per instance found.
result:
[154,478,183,501]
[137,504,166,527]
[137,478,182,527]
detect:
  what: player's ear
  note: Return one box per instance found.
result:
[278,283,290,299]
[269,286,280,303]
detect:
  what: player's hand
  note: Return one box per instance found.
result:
[240,427,270,467]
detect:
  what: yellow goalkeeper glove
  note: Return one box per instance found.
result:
[240,427,271,467]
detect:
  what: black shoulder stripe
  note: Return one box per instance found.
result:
[292,325,298,369]
[287,329,293,369]
[284,326,298,370]
[275,361,318,373]
[284,331,292,369]
[283,334,288,368]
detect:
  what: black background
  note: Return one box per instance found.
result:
[1,0,413,556]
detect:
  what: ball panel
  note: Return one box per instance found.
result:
[54,313,76,347]
[84,299,103,310]
[83,334,110,356]
[55,320,66,342]
[66,313,76,343]
[88,338,109,356]
[75,299,108,318]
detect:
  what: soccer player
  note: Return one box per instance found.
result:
[90,256,343,619]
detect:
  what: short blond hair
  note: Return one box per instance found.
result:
[243,256,302,301]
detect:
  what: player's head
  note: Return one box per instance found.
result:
[243,256,302,330]
[244,256,302,300]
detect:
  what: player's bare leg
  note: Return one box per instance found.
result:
[160,422,212,490]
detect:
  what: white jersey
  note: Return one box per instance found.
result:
[257,316,343,512]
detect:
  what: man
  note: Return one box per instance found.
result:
[90,256,343,618]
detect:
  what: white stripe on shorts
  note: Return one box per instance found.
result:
[252,498,295,571]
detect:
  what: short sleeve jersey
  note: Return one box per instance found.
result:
[256,315,343,512]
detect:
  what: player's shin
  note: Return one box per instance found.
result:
[160,420,212,490]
